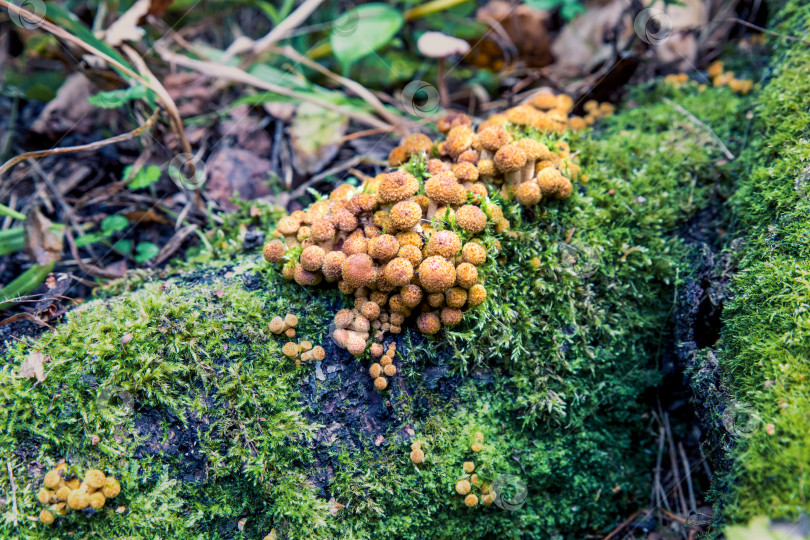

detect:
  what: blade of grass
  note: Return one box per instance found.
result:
[0,204,26,222]
[0,262,56,310]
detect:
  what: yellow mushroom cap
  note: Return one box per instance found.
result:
[37,488,52,505]
[368,234,400,261]
[494,144,527,173]
[397,231,423,248]
[424,172,463,206]
[384,258,415,287]
[322,251,347,281]
[293,264,322,286]
[311,346,326,361]
[276,215,301,236]
[89,492,106,510]
[397,244,423,267]
[369,363,382,378]
[427,231,462,259]
[477,159,496,177]
[437,112,472,133]
[410,448,425,464]
[403,133,433,155]
[455,205,488,234]
[67,489,90,510]
[263,240,287,263]
[462,243,487,266]
[342,254,377,289]
[400,284,424,308]
[388,146,407,167]
[464,494,479,507]
[84,469,107,489]
[455,263,478,289]
[515,181,542,206]
[282,342,299,358]
[348,192,377,215]
[417,312,441,334]
[445,287,468,308]
[463,461,475,473]
[378,171,419,204]
[55,486,71,501]
[43,470,61,489]
[39,509,55,525]
[467,284,487,307]
[477,125,512,152]
[531,92,558,110]
[102,478,121,499]
[389,201,423,230]
[516,137,550,161]
[374,376,388,390]
[452,162,479,183]
[383,364,397,377]
[419,256,457,293]
[445,125,476,158]
[471,442,484,452]
[341,231,368,256]
[300,245,326,272]
[361,301,381,321]
[455,479,472,495]
[311,219,336,243]
[440,308,463,326]
[506,105,538,126]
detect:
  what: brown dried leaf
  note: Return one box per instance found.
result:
[24,208,62,266]
[20,350,47,382]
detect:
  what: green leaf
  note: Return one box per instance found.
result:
[113,239,133,255]
[135,242,160,263]
[74,233,103,248]
[0,203,26,221]
[127,165,162,190]
[101,215,129,235]
[560,0,586,20]
[88,85,149,109]
[330,4,403,72]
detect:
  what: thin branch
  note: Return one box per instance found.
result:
[727,17,810,46]
[0,109,159,178]
[6,463,17,527]
[662,98,735,160]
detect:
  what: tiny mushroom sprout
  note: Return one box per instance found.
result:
[416,31,471,109]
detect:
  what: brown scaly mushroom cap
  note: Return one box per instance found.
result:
[455,205,488,234]
[378,170,420,204]
[426,230,462,258]
[452,162,479,183]
[402,133,433,155]
[342,253,376,289]
[445,125,476,159]
[436,112,472,134]
[389,200,423,230]
[424,172,463,206]
[477,125,512,153]
[322,251,347,281]
[494,143,528,186]
[417,312,441,334]
[418,256,457,293]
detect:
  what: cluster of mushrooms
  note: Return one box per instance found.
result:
[36,464,122,525]
[454,432,495,508]
[263,92,596,355]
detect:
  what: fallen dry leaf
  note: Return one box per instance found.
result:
[24,208,62,266]
[327,498,345,517]
[471,1,552,68]
[88,434,101,445]
[206,148,273,211]
[31,73,98,135]
[20,350,47,382]
[104,0,151,46]
[289,103,348,175]
[121,333,133,346]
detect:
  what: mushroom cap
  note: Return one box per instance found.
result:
[322,250,347,280]
[477,159,496,177]
[425,172,464,206]
[445,125,476,158]
[276,215,301,236]
[494,143,528,172]
[506,105,539,126]
[346,332,367,356]
[419,256,457,293]
[467,283,487,307]
[426,230,462,258]
[445,287,467,308]
[455,479,472,495]
[557,177,574,199]
[341,231,368,256]
[398,244,423,267]
[311,218,336,243]
[464,494,479,507]
[347,192,377,215]
[417,312,441,334]
[417,31,471,58]
[462,242,487,266]
[515,181,542,206]
[368,234,400,261]
[397,231,423,248]
[67,489,90,510]
[402,133,433,155]
[263,240,287,263]
[531,91,557,110]
[467,182,488,203]
[426,158,450,175]
[452,162,479,182]
[330,209,358,232]
[457,149,479,163]
[455,262,478,289]
[388,146,407,167]
[555,93,574,113]
[441,307,463,326]
[294,264,322,286]
[39,509,55,525]
[477,125,512,152]
[515,137,550,160]
[455,205,487,234]
[342,253,376,289]
[102,478,121,498]
[374,376,388,390]
[436,112,472,134]
[389,200,423,230]
[85,469,107,489]
[300,245,326,271]
[282,342,299,358]
[410,448,425,464]
[361,301,381,321]
[334,308,354,329]
[400,284,424,308]
[427,292,445,308]
[378,170,420,204]
[536,167,564,196]
[384,257,415,287]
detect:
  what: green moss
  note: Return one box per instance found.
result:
[0,71,756,538]
[705,0,810,525]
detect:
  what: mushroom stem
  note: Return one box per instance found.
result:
[506,171,522,186]
[521,160,536,183]
[438,57,449,109]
